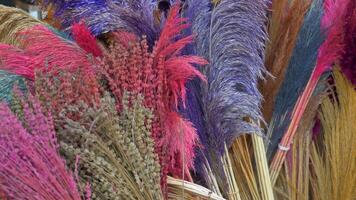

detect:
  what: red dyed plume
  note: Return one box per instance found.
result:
[111,30,138,48]
[0,44,31,78]
[0,25,98,80]
[155,4,207,108]
[315,0,350,80]
[71,22,102,57]
[340,1,356,85]
[19,25,96,79]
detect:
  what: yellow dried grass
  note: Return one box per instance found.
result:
[0,5,42,47]
[310,69,356,200]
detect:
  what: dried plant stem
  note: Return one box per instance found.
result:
[252,134,275,200]
[229,135,260,200]
[222,144,241,200]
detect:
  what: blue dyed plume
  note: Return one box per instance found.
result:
[266,0,325,160]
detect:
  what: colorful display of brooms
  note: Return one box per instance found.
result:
[0,0,355,199]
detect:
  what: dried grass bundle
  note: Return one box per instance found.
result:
[57,93,162,200]
[0,5,42,46]
[310,69,356,200]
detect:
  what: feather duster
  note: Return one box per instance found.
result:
[40,0,159,44]
[205,0,267,152]
[267,0,325,159]
[0,95,83,200]
[179,0,213,185]
[0,5,42,46]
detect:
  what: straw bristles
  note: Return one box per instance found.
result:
[0,5,42,46]
[310,68,356,200]
[229,136,261,200]
[283,91,325,200]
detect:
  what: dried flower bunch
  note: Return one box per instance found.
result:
[57,93,162,200]
[100,4,207,188]
[35,66,101,119]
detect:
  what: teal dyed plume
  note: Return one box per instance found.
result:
[0,70,27,103]
[266,0,325,159]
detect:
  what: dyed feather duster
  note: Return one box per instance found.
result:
[267,0,325,159]
[204,0,267,152]
[0,94,83,200]
[269,0,351,183]
[261,0,312,122]
[71,22,103,57]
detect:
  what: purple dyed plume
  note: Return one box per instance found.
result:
[181,0,268,194]
[41,0,159,44]
[0,94,83,200]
